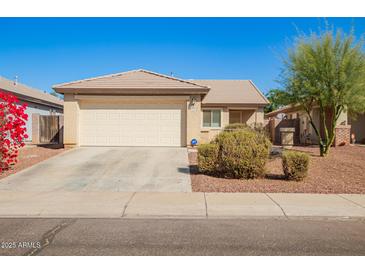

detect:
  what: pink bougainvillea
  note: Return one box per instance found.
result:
[0,90,28,172]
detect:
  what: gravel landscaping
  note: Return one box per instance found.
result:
[0,145,67,180]
[190,145,365,194]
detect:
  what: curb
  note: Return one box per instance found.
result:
[0,215,363,220]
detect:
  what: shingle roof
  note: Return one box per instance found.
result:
[0,76,63,107]
[53,69,209,91]
[192,80,269,105]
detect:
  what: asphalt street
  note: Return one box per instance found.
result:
[0,218,364,255]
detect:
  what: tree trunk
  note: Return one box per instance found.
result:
[304,105,338,157]
[319,122,337,156]
[322,127,336,155]
[319,142,326,156]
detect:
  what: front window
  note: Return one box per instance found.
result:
[203,110,221,128]
[229,111,241,124]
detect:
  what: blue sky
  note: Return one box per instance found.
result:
[0,18,364,95]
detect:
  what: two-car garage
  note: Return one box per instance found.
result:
[79,101,185,147]
[53,69,210,147]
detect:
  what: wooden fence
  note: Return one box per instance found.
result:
[39,115,60,143]
[268,118,300,145]
[32,114,63,145]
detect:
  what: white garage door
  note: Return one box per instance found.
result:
[80,103,183,147]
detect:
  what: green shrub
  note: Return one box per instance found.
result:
[252,123,270,137]
[224,123,249,131]
[197,143,219,175]
[215,129,272,179]
[282,150,310,181]
[225,123,269,138]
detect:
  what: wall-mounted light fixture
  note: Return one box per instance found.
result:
[189,96,197,107]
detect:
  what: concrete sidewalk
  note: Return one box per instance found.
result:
[0,191,364,218]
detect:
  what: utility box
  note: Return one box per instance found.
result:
[280,127,295,147]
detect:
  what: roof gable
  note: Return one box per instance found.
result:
[192,80,269,105]
[53,69,209,91]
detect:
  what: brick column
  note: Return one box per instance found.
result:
[32,113,40,145]
[334,125,351,146]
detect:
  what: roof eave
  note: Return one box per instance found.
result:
[265,105,302,117]
[10,91,64,109]
[52,69,210,90]
[53,87,210,95]
[202,102,269,108]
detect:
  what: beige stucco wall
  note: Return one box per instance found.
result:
[63,94,80,147]
[199,107,228,144]
[198,107,265,144]
[285,108,349,145]
[337,109,348,125]
[296,111,309,144]
[186,95,202,146]
[63,93,266,147]
[253,108,265,126]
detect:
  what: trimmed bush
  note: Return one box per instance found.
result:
[282,150,309,181]
[197,127,272,179]
[252,123,270,137]
[215,129,272,179]
[224,123,249,131]
[197,143,219,175]
[224,123,269,137]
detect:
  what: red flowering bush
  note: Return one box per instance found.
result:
[0,90,28,172]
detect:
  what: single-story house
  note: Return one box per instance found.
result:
[266,104,352,145]
[53,69,268,147]
[0,76,64,142]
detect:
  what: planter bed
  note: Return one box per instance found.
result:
[190,145,365,194]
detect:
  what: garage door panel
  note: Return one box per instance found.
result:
[80,104,183,147]
[109,113,120,120]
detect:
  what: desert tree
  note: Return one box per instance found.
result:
[264,89,293,113]
[281,28,365,156]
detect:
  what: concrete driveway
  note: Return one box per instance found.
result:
[0,147,192,192]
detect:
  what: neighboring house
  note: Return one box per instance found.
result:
[266,104,350,145]
[0,76,64,142]
[53,69,268,147]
